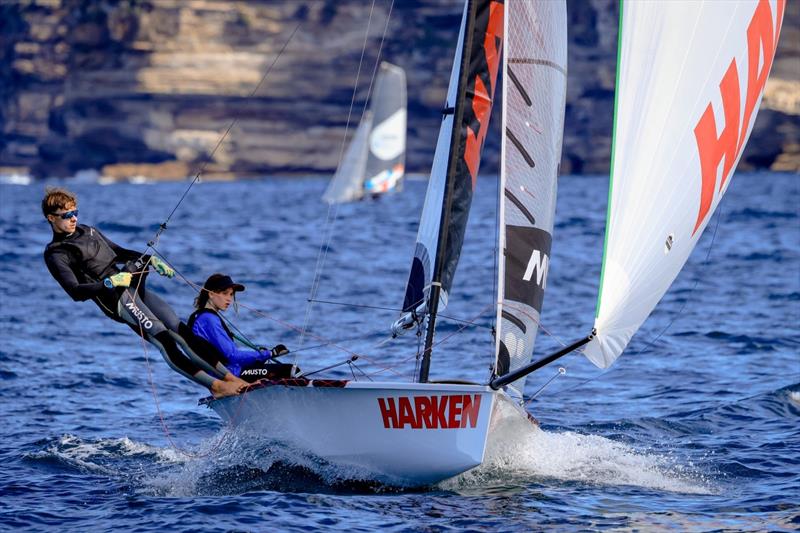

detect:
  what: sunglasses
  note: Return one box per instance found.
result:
[53,209,79,220]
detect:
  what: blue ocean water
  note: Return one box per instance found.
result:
[0,172,798,531]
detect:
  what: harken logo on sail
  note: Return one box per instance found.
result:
[377,394,482,429]
[692,0,784,235]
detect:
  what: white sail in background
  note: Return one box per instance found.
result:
[494,0,567,399]
[364,62,407,195]
[585,0,785,368]
[323,62,406,204]
[322,113,373,204]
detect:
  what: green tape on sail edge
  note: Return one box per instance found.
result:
[595,0,624,319]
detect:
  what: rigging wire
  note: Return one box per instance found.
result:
[307,297,495,330]
[300,0,395,348]
[524,366,566,406]
[145,23,301,251]
[129,24,301,454]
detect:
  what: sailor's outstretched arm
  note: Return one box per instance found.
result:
[44,248,105,301]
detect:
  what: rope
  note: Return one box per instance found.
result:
[145,23,301,251]
[125,277,240,459]
[124,23,302,455]
[300,0,396,347]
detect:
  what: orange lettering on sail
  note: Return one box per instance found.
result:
[737,0,784,158]
[692,0,784,235]
[693,61,741,234]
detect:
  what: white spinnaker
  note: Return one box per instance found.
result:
[494,0,567,399]
[322,112,372,204]
[585,0,785,368]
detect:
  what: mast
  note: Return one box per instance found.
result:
[418,0,479,383]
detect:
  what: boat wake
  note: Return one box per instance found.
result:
[25,434,184,477]
[26,432,399,496]
[141,430,404,496]
[444,407,714,494]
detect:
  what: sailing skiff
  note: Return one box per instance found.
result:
[205,0,784,487]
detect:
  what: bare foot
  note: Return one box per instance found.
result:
[222,373,249,388]
[211,379,244,398]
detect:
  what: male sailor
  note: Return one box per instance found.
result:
[41,186,247,398]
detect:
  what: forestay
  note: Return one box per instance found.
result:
[493,0,567,399]
[585,0,785,368]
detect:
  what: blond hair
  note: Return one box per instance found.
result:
[41,186,77,218]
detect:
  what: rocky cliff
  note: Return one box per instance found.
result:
[1,0,798,179]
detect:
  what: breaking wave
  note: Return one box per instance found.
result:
[444,401,713,494]
[25,434,184,476]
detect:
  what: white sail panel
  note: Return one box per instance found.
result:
[322,113,373,204]
[369,108,406,161]
[585,0,785,368]
[494,0,567,399]
[365,62,407,195]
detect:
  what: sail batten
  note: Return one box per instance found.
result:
[586,0,785,368]
[493,0,567,399]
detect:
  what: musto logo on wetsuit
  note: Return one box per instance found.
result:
[125,301,154,330]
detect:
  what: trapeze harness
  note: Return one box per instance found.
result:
[188,308,293,383]
[44,224,229,388]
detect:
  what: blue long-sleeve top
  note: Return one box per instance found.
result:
[189,309,267,377]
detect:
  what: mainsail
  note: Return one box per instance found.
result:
[400,0,503,317]
[493,0,567,399]
[584,0,786,368]
[364,62,407,195]
[322,62,407,204]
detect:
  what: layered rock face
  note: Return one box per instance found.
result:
[1,0,798,179]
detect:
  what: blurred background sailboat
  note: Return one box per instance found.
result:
[322,62,407,204]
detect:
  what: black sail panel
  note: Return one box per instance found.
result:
[437,0,504,299]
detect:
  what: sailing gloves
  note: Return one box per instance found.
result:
[271,344,290,358]
[104,272,132,288]
[258,344,289,359]
[150,256,175,278]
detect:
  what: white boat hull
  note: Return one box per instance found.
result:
[204,379,529,486]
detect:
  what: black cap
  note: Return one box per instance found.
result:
[203,273,245,293]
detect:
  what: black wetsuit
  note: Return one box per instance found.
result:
[44,224,229,388]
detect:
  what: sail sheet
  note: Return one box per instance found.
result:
[493,0,567,399]
[364,62,407,196]
[401,0,504,317]
[322,113,373,204]
[584,0,785,368]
